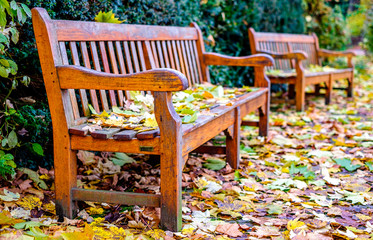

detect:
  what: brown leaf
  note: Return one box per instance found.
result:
[215,223,243,237]
[18,179,33,191]
[250,226,281,238]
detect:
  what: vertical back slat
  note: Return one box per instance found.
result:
[161,41,171,68]
[90,41,109,111]
[99,41,116,107]
[171,41,181,72]
[176,40,189,85]
[107,41,120,106]
[115,41,126,105]
[150,41,160,68]
[187,40,199,85]
[137,41,147,71]
[130,41,141,73]
[59,41,80,120]
[156,41,165,68]
[166,41,176,69]
[123,41,134,74]
[80,42,100,113]
[192,41,203,84]
[179,40,192,86]
[70,42,89,116]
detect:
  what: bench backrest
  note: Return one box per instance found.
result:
[249,28,320,70]
[32,8,209,125]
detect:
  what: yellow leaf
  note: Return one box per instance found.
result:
[202,91,214,99]
[86,207,104,215]
[0,211,24,226]
[17,195,42,210]
[355,213,372,221]
[287,220,305,230]
[182,227,195,235]
[61,224,95,240]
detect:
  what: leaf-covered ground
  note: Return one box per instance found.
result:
[1,60,373,239]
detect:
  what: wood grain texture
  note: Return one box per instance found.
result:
[203,52,274,67]
[57,65,189,91]
[257,50,308,60]
[72,188,160,207]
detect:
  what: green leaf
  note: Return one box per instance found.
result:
[0,189,19,201]
[182,112,198,124]
[7,130,17,148]
[0,34,7,43]
[334,158,361,172]
[20,3,31,18]
[16,6,24,23]
[9,0,16,10]
[94,10,124,24]
[32,143,44,156]
[13,221,45,230]
[0,65,8,78]
[20,168,48,190]
[267,204,283,215]
[366,162,373,171]
[0,58,9,67]
[0,10,6,28]
[88,104,98,115]
[234,170,241,181]
[0,0,10,10]
[9,27,18,44]
[110,152,135,166]
[25,227,49,239]
[203,157,226,170]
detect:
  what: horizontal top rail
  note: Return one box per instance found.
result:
[55,20,199,41]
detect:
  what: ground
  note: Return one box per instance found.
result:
[1,58,373,239]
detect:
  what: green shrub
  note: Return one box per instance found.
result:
[304,0,350,50]
[363,6,373,56]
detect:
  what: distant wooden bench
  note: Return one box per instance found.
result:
[249,28,356,111]
[32,8,273,231]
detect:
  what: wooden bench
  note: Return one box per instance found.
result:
[32,7,274,231]
[249,28,356,111]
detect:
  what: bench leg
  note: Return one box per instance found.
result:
[258,102,269,137]
[288,84,295,99]
[55,141,77,221]
[315,84,321,96]
[225,107,241,169]
[325,76,333,105]
[154,91,183,231]
[295,77,305,112]
[160,147,182,231]
[347,72,354,97]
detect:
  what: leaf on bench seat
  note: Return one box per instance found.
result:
[91,128,121,139]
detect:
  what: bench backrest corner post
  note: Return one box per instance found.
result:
[32,8,74,128]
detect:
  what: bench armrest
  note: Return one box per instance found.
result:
[56,65,189,91]
[257,50,308,60]
[203,53,274,67]
[318,49,356,58]
[318,49,356,68]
